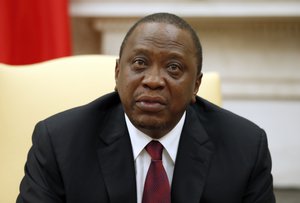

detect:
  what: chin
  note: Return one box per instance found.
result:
[133,118,167,131]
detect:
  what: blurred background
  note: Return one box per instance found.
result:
[1,0,300,202]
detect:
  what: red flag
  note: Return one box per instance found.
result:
[0,0,71,65]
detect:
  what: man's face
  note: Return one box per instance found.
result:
[115,22,201,139]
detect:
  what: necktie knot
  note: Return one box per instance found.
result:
[145,140,163,160]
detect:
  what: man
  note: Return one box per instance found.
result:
[17,13,275,203]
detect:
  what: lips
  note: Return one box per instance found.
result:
[136,95,167,112]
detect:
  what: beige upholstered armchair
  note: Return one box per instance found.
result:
[0,55,221,202]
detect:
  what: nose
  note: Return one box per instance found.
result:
[142,67,165,90]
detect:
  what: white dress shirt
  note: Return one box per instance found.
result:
[125,112,186,203]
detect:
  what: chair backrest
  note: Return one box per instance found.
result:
[0,55,221,202]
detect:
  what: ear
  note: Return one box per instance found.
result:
[114,59,120,92]
[191,72,202,104]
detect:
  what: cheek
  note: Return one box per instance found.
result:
[171,82,195,105]
[117,69,131,90]
[172,78,195,96]
[117,72,141,100]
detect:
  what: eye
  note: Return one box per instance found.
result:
[132,57,147,71]
[133,59,145,66]
[166,62,183,77]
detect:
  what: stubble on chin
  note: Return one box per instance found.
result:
[132,118,167,131]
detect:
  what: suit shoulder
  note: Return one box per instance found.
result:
[193,97,264,139]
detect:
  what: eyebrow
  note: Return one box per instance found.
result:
[131,46,187,59]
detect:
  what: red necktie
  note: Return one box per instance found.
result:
[142,141,171,203]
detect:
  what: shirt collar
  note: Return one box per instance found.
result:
[125,112,186,163]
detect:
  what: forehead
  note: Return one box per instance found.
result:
[124,22,196,55]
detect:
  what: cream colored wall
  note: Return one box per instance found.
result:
[69,1,300,187]
[71,18,100,54]
[196,18,300,100]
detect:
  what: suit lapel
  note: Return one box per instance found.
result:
[96,104,137,203]
[171,106,215,203]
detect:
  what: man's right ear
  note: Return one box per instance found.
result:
[114,59,120,92]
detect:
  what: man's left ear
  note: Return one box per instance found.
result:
[191,73,203,104]
[114,59,120,92]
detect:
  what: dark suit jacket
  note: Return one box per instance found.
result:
[17,92,275,203]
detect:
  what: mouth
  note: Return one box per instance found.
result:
[136,95,167,112]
